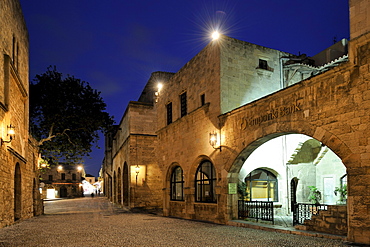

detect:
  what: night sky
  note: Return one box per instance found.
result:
[19,0,349,176]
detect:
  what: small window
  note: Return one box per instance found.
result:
[166,102,172,125]
[61,173,66,180]
[49,175,53,181]
[195,161,216,203]
[200,94,205,106]
[180,92,187,117]
[170,166,184,201]
[258,59,268,70]
[72,173,77,180]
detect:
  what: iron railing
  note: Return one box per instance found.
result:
[293,203,328,225]
[238,200,274,224]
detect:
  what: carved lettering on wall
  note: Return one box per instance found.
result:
[240,102,302,130]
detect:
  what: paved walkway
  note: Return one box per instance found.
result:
[0,197,358,246]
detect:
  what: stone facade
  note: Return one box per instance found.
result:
[39,164,85,199]
[103,72,173,210]
[103,1,370,245]
[0,0,42,228]
[295,205,348,236]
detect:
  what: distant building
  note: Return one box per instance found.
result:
[85,174,96,185]
[39,164,85,199]
[103,0,370,245]
[0,0,43,227]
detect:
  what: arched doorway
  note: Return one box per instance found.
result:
[123,163,129,206]
[60,186,68,198]
[14,163,21,221]
[290,178,299,212]
[117,168,122,204]
[232,133,347,226]
[113,171,117,203]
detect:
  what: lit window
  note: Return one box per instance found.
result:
[180,92,187,117]
[245,169,278,202]
[170,166,184,201]
[195,161,216,203]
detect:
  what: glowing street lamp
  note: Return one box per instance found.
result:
[57,165,63,172]
[212,31,220,41]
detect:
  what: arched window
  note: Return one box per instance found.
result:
[245,169,278,202]
[195,161,216,203]
[170,166,184,201]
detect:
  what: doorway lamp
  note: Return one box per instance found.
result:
[209,131,222,151]
[1,124,15,145]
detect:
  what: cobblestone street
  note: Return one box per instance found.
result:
[0,197,357,246]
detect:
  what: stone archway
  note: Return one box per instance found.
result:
[14,163,21,221]
[117,167,122,204]
[226,129,350,233]
[113,171,117,203]
[123,163,129,206]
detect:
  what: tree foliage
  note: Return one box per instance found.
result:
[30,66,114,163]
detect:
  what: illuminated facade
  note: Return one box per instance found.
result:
[0,0,43,227]
[39,164,85,199]
[104,0,370,244]
[103,72,174,209]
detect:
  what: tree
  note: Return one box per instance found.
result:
[30,66,114,164]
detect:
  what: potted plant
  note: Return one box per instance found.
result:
[308,186,322,205]
[334,184,347,204]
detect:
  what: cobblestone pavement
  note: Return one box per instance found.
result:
[0,197,359,247]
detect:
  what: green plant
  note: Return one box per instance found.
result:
[308,186,322,204]
[237,182,248,200]
[334,184,347,204]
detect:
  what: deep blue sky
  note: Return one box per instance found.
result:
[19,0,349,176]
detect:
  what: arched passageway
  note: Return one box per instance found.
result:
[232,133,347,226]
[123,163,129,206]
[14,163,21,221]
[117,167,122,204]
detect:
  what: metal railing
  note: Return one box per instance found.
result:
[293,203,328,225]
[238,200,274,224]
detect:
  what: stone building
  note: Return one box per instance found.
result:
[103,71,173,209]
[0,0,43,227]
[104,0,370,244]
[39,164,85,199]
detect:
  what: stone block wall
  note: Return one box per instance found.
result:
[0,0,40,228]
[295,205,347,236]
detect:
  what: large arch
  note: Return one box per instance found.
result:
[117,167,122,204]
[123,163,129,206]
[14,163,21,221]
[225,124,351,233]
[113,171,117,203]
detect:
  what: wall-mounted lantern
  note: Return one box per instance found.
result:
[135,165,140,185]
[1,124,15,145]
[209,131,222,151]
